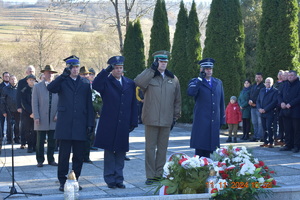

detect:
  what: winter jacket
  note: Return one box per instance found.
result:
[225,102,242,124]
[135,68,181,127]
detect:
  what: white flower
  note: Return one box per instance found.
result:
[257,177,265,184]
[239,159,255,175]
[163,161,174,176]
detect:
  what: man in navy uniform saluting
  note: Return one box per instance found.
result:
[92,56,138,189]
[47,55,94,191]
[188,58,225,158]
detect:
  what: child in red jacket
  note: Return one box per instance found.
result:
[225,96,242,143]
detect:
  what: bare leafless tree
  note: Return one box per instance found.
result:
[21,14,62,71]
[48,0,155,54]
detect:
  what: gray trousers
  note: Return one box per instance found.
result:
[145,125,170,179]
[103,149,126,185]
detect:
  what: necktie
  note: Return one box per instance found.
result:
[207,80,211,87]
[266,88,270,93]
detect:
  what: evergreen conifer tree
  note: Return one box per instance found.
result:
[257,0,299,77]
[276,0,299,73]
[203,0,245,104]
[256,0,280,77]
[187,0,202,77]
[147,0,170,67]
[133,19,146,76]
[169,1,189,122]
[240,0,262,78]
[123,20,145,79]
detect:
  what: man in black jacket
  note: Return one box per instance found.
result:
[248,72,265,142]
[17,65,35,149]
[47,55,94,192]
[256,77,278,148]
[278,70,300,153]
[20,74,37,153]
[1,75,20,144]
[0,72,10,140]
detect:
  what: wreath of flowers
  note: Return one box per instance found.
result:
[156,146,277,200]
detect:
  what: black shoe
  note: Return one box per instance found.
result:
[79,185,82,190]
[6,141,12,145]
[116,183,126,189]
[20,145,26,149]
[280,146,292,151]
[59,184,64,192]
[124,156,130,161]
[49,161,58,166]
[145,178,155,185]
[90,147,98,150]
[226,137,232,143]
[292,147,299,153]
[83,159,93,164]
[37,163,43,167]
[107,183,117,189]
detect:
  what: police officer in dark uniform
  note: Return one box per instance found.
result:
[92,56,138,189]
[47,55,94,191]
[188,58,225,158]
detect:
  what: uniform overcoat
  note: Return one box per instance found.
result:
[92,69,138,152]
[47,75,94,141]
[187,77,225,151]
[32,80,59,131]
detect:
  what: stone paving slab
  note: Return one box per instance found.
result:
[1,124,300,199]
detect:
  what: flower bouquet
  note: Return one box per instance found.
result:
[157,153,212,195]
[210,146,277,200]
[156,146,277,200]
[92,89,102,115]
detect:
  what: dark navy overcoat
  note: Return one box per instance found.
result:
[256,87,278,118]
[47,75,94,141]
[187,77,225,151]
[92,69,138,152]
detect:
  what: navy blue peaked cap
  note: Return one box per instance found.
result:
[107,56,125,65]
[64,55,80,66]
[198,58,215,68]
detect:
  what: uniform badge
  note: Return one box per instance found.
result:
[168,80,173,84]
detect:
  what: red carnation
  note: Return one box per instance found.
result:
[221,173,229,179]
[270,170,275,174]
[211,188,218,194]
[259,161,265,166]
[254,164,260,168]
[178,158,188,165]
[272,179,277,186]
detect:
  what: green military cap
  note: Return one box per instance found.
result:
[152,50,170,62]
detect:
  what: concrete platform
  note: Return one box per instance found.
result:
[1,124,300,199]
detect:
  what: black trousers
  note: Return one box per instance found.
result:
[58,140,85,185]
[36,130,56,164]
[22,113,36,149]
[0,114,5,138]
[103,149,126,185]
[6,111,21,143]
[195,149,213,158]
[282,117,300,149]
[261,115,274,145]
[242,118,251,137]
